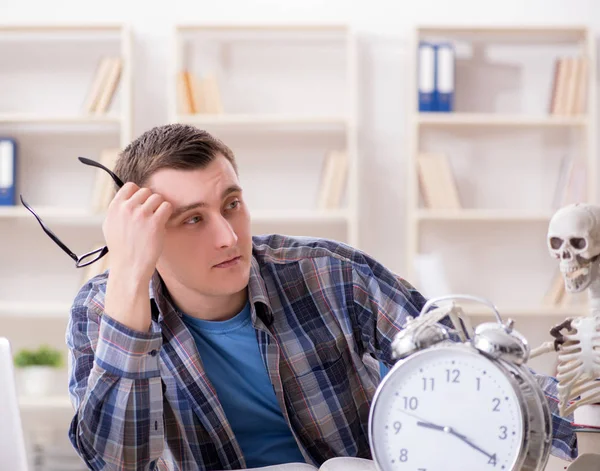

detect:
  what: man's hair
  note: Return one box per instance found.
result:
[114,123,237,186]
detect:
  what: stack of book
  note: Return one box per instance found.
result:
[83,57,123,114]
[549,55,589,116]
[178,71,223,114]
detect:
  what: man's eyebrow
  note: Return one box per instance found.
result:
[170,184,242,219]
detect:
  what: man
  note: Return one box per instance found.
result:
[66,124,576,470]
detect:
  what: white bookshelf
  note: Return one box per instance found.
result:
[406,25,596,375]
[0,23,132,430]
[417,112,587,127]
[169,24,360,247]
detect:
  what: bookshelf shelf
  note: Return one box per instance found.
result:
[170,24,359,246]
[0,301,70,318]
[0,206,105,224]
[19,395,72,412]
[463,305,586,318]
[176,113,351,129]
[0,113,122,125]
[415,25,587,43]
[417,113,587,127]
[252,209,349,223]
[416,209,555,222]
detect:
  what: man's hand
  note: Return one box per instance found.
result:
[103,182,173,332]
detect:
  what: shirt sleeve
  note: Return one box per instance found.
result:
[66,277,166,470]
[349,249,577,462]
[349,249,431,367]
[532,372,578,461]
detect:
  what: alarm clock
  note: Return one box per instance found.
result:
[368,295,552,471]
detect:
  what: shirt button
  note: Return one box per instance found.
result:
[149,350,158,356]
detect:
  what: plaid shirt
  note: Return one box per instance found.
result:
[66,234,577,470]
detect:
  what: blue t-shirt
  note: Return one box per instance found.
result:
[181,302,306,468]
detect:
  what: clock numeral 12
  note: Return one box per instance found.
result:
[446,368,460,383]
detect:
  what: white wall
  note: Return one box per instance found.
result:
[1,0,597,275]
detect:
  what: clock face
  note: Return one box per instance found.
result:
[370,345,524,471]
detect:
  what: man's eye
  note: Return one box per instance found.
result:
[227,200,240,210]
[184,215,202,225]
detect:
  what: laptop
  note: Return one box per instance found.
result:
[0,337,29,471]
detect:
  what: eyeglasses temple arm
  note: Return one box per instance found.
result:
[78,156,125,188]
[19,195,80,262]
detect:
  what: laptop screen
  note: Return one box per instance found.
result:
[0,337,29,471]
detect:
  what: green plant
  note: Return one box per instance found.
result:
[14,345,63,368]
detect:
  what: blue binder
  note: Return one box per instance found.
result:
[418,41,437,112]
[435,42,455,112]
[0,138,16,206]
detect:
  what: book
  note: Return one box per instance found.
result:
[220,457,376,471]
[417,152,461,209]
[435,42,455,112]
[83,56,123,114]
[316,150,348,210]
[0,138,17,206]
[418,41,436,112]
[177,71,224,114]
[549,55,589,116]
[94,57,123,114]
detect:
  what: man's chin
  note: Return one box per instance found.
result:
[209,263,251,293]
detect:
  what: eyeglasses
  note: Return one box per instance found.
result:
[20,156,125,268]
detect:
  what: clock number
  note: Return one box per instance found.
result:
[399,449,408,462]
[488,453,497,466]
[499,426,507,440]
[476,377,481,391]
[446,368,460,383]
[393,421,402,434]
[492,397,501,412]
[422,377,435,391]
[403,396,419,410]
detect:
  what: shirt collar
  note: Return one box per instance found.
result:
[148,255,274,327]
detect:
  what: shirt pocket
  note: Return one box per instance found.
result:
[282,349,359,458]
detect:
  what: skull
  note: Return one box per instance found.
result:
[547,203,600,292]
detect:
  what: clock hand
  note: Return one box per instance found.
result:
[446,429,495,460]
[413,420,495,460]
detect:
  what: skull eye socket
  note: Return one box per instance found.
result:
[550,237,564,250]
[570,238,587,250]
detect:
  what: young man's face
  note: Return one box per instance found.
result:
[148,154,252,298]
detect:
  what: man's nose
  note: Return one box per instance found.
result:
[213,215,238,248]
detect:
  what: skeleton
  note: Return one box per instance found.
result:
[529,203,600,418]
